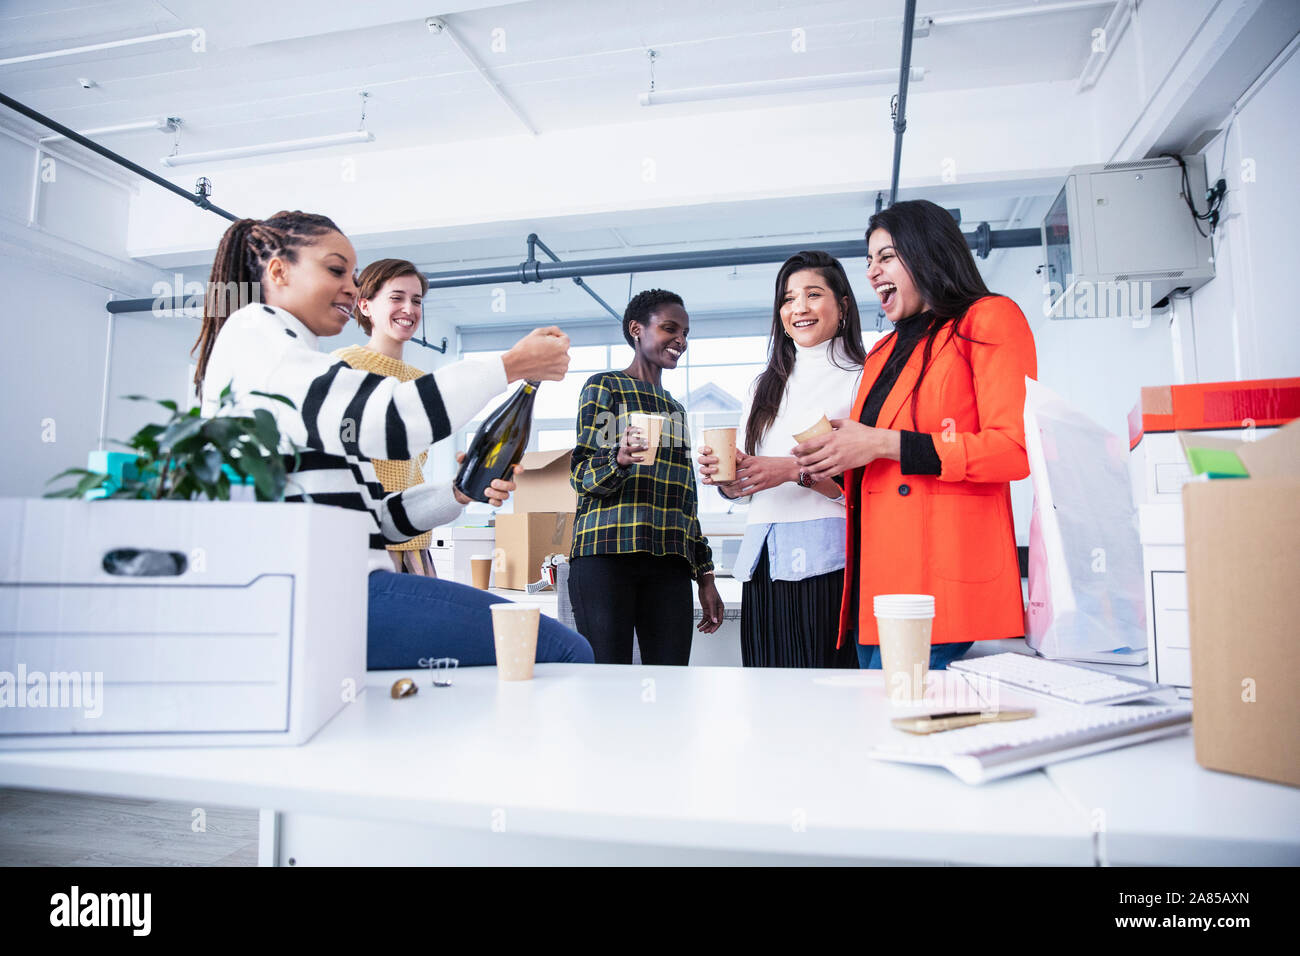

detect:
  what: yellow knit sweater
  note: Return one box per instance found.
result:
[331,345,433,551]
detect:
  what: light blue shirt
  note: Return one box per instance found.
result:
[732,517,847,583]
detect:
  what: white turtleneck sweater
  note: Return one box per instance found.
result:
[730,337,863,582]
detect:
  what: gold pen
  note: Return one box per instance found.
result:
[891,709,1036,735]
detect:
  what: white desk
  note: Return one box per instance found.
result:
[1044,737,1300,866]
[2,665,1296,866]
[0,666,1089,866]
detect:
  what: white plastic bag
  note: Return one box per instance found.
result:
[1023,378,1147,663]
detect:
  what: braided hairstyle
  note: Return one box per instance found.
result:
[191,210,342,399]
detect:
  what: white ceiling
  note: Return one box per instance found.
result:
[1,0,1111,162]
[0,0,1111,327]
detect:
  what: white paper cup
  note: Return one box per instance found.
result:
[873,594,935,704]
[490,604,540,681]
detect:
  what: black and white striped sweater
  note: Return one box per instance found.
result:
[201,303,506,573]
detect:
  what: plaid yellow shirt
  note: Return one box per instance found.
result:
[569,371,713,579]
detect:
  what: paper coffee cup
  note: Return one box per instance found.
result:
[628,413,666,466]
[471,554,493,590]
[793,414,833,443]
[873,594,935,705]
[702,426,738,482]
[490,604,540,681]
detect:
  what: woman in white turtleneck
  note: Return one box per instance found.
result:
[698,251,867,668]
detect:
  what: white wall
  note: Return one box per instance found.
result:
[1187,40,1300,383]
[0,255,110,497]
[0,122,170,498]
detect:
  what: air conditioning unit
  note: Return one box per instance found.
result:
[1040,156,1215,320]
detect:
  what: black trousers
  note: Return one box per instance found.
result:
[568,553,694,665]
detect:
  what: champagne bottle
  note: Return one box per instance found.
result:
[454,380,540,503]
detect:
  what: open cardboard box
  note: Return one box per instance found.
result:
[1181,419,1300,787]
[494,449,577,590]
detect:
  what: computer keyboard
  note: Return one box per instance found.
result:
[949,652,1178,705]
[872,703,1192,784]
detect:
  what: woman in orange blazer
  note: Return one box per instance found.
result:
[793,199,1036,669]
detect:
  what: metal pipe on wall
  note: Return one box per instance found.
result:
[103,228,1040,314]
[0,92,240,222]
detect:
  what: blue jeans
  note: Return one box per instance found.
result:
[367,571,594,670]
[857,641,974,671]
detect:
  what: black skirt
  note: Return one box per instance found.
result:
[740,543,857,669]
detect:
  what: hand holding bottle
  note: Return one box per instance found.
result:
[453,453,524,506]
[502,327,571,383]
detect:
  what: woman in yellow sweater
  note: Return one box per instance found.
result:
[334,258,514,575]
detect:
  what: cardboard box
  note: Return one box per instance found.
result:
[489,449,577,590]
[494,512,574,590]
[514,449,577,513]
[1127,377,1298,506]
[1183,420,1300,787]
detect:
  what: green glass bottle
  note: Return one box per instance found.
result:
[454,380,540,503]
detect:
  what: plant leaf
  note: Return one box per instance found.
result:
[192,445,223,484]
[249,390,297,409]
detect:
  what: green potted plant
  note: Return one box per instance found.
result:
[45,387,302,502]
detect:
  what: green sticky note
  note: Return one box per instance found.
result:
[1185,446,1248,478]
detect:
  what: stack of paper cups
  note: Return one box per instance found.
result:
[873,594,935,705]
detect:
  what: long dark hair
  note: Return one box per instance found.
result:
[866,200,992,423]
[745,251,866,455]
[192,210,342,399]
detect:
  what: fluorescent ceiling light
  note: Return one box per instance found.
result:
[40,118,178,144]
[161,130,374,167]
[930,0,1116,27]
[0,29,202,67]
[639,68,925,106]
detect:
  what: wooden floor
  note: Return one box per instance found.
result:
[0,788,258,866]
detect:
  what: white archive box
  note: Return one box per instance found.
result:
[1139,502,1190,688]
[0,499,370,749]
[427,525,495,586]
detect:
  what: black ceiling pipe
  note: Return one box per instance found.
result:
[103,226,1041,313]
[888,0,919,208]
[0,91,240,222]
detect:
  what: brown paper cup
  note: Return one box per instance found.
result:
[793,414,833,443]
[702,427,738,482]
[628,413,665,466]
[471,555,493,590]
[490,604,540,681]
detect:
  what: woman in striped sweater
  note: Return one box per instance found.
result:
[192,210,594,669]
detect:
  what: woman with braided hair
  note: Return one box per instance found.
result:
[193,211,594,668]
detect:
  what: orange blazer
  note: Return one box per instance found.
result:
[838,295,1037,647]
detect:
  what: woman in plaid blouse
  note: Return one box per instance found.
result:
[567,290,725,664]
